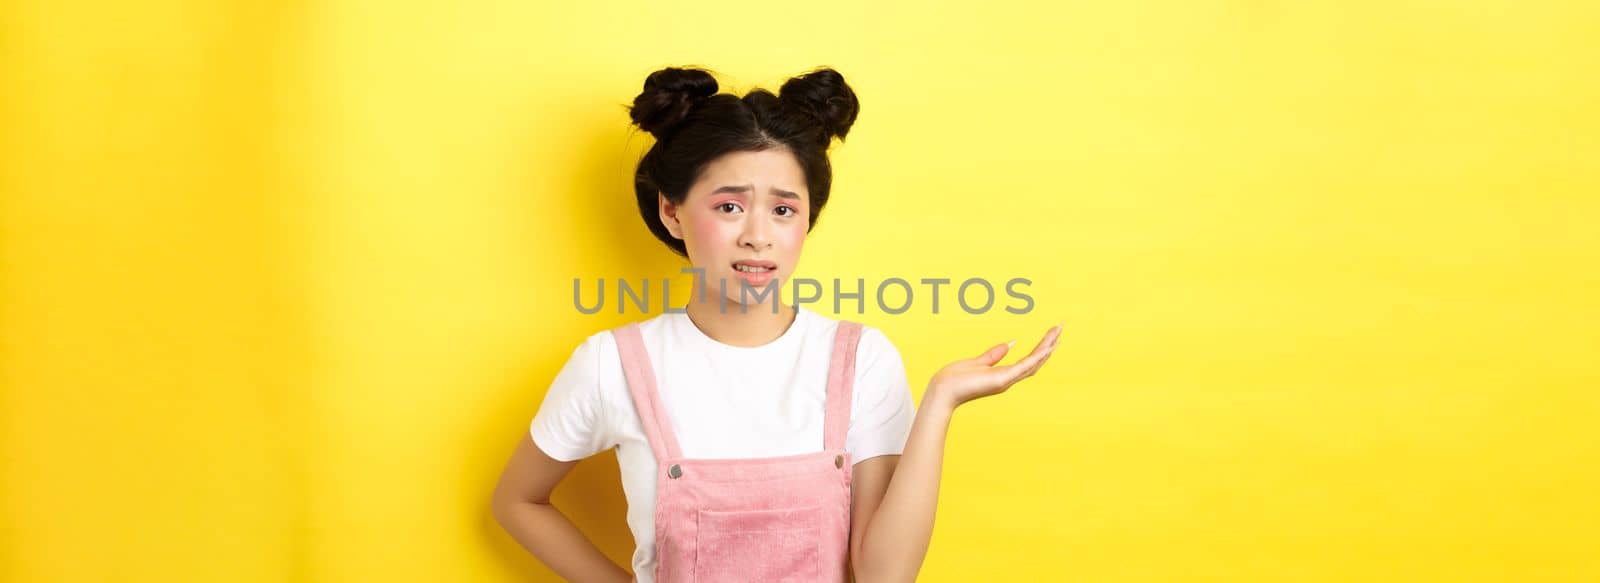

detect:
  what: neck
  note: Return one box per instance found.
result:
[682,287,797,348]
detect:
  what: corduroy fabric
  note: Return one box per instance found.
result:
[613,319,863,583]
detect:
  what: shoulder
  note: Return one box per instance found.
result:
[578,311,680,358]
[851,324,907,394]
[568,328,619,364]
[557,326,637,410]
[854,323,897,359]
[576,311,683,388]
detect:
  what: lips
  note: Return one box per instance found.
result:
[730,259,778,288]
[732,259,777,272]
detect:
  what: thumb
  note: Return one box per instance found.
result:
[972,340,1015,366]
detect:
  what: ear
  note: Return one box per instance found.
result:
[658,191,684,240]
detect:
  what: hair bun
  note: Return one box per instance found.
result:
[778,68,860,144]
[629,67,719,138]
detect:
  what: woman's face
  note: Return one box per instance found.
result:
[659,148,810,307]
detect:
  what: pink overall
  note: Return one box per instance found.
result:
[612,320,864,583]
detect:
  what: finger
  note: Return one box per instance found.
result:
[1000,335,1060,385]
[999,358,1047,388]
[971,340,1015,366]
[1020,344,1059,379]
[972,322,1060,368]
[974,324,1059,372]
[1017,324,1062,362]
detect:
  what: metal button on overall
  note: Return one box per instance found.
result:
[612,319,865,583]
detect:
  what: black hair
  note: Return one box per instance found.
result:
[627,66,860,258]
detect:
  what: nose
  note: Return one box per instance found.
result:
[739,215,773,251]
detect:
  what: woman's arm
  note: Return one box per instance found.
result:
[492,434,633,583]
[849,324,1063,583]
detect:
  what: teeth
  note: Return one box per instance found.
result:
[734,264,771,273]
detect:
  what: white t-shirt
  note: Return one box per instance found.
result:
[529,305,915,582]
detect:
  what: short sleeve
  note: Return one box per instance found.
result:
[529,333,616,462]
[844,326,915,463]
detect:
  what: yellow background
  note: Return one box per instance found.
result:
[3,0,1597,581]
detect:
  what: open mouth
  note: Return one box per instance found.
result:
[732,260,777,274]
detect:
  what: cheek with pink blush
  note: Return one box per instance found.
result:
[684,212,738,256]
[775,222,807,248]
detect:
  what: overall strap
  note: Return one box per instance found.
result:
[823,321,864,451]
[612,323,683,462]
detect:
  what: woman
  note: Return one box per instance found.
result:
[492,65,1061,583]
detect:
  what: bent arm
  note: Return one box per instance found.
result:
[850,327,1062,582]
[492,433,633,583]
[849,388,957,583]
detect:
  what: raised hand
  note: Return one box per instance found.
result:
[926,323,1063,411]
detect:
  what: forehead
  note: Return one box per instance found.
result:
[693,149,807,197]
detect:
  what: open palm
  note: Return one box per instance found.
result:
[928,324,1063,409]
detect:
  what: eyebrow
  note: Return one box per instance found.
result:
[710,184,801,200]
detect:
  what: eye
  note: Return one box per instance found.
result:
[775,205,798,217]
[717,202,742,214]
